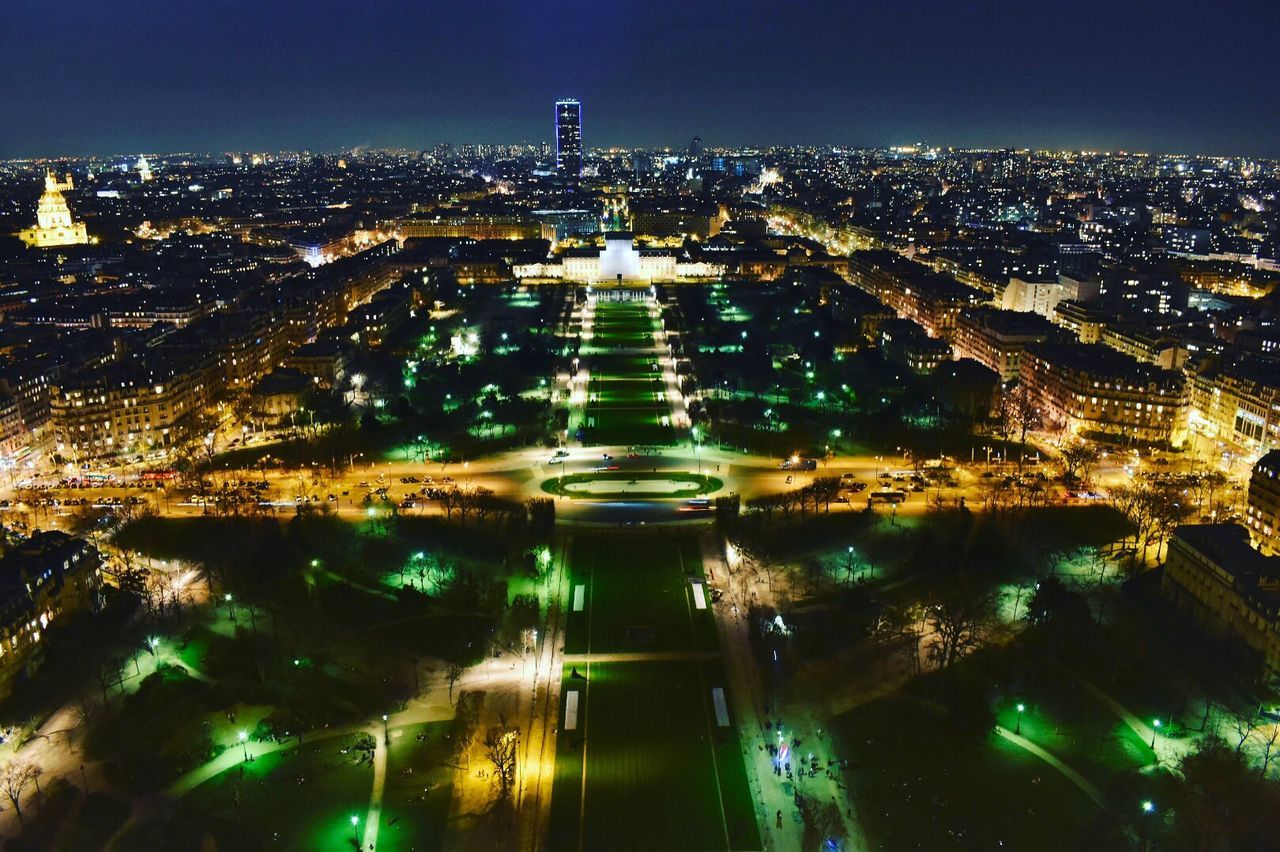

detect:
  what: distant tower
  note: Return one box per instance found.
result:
[689,136,704,158]
[555,99,583,179]
[136,155,153,182]
[17,171,90,248]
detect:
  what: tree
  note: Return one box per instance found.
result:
[0,760,39,827]
[446,662,465,705]
[1172,735,1280,847]
[1059,444,1100,485]
[926,582,1000,669]
[1007,384,1041,469]
[1024,575,1091,630]
[484,721,520,801]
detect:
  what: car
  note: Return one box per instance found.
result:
[602,453,613,460]
[548,457,564,465]
[441,476,454,484]
[400,499,417,509]
[626,452,640,459]
[553,449,570,458]
[834,494,850,503]
[840,472,856,482]
[327,494,338,502]
[358,481,370,488]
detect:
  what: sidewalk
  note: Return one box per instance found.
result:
[702,536,867,851]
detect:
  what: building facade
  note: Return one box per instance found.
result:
[1247,451,1280,556]
[1162,524,1280,674]
[1018,343,1187,446]
[952,308,1060,382]
[0,532,102,700]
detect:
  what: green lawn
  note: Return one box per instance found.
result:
[563,535,718,655]
[368,722,455,852]
[583,305,675,445]
[549,660,760,851]
[834,694,1114,850]
[542,470,722,499]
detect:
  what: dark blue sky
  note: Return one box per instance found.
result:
[3,0,1278,158]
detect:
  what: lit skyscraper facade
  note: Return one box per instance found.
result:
[555,99,583,179]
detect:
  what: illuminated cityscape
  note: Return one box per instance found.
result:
[1,2,1280,851]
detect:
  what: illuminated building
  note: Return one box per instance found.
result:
[1018,343,1187,446]
[877,319,951,375]
[136,155,153,182]
[630,200,723,239]
[1162,524,1280,674]
[1187,362,1280,462]
[1247,451,1280,555]
[1000,274,1099,319]
[398,215,554,242]
[1052,300,1109,344]
[516,232,724,284]
[0,532,102,700]
[16,171,91,249]
[555,99,583,179]
[50,365,212,460]
[952,308,1061,382]
[849,250,986,341]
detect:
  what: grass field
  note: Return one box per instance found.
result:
[583,302,674,445]
[144,722,454,852]
[549,660,760,852]
[549,534,761,851]
[542,470,722,499]
[563,535,720,655]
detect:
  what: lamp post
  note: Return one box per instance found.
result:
[350,815,360,846]
[238,730,249,762]
[382,714,389,746]
[1150,718,1161,749]
[1016,703,1025,735]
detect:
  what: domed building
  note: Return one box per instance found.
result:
[17,171,91,248]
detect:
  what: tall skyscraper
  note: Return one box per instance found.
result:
[555,99,583,179]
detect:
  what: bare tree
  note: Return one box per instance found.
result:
[484,721,520,800]
[446,662,465,705]
[1008,384,1042,469]
[1256,724,1280,776]
[1229,710,1258,754]
[926,583,1000,670]
[0,760,39,827]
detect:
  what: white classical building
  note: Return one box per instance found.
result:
[515,231,723,283]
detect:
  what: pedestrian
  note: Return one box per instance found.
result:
[776,809,783,829]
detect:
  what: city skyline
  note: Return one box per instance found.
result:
[3,0,1280,159]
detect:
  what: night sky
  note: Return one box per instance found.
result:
[3,0,1278,158]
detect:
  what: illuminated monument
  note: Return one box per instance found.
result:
[17,171,91,248]
[136,155,153,182]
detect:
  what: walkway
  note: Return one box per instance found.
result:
[994,726,1106,807]
[561,650,722,664]
[703,536,866,851]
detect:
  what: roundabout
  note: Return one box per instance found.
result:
[542,470,723,499]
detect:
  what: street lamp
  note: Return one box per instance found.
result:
[1141,800,1155,813]
[1016,703,1025,735]
[1150,718,1161,749]
[350,815,360,846]
[238,730,249,762]
[382,714,389,746]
